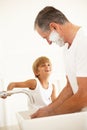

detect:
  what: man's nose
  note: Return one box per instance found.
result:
[46,39,52,44]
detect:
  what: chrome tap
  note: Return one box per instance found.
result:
[0,89,34,104]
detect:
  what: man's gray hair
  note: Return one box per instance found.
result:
[34,6,69,32]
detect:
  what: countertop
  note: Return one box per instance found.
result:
[0,125,20,130]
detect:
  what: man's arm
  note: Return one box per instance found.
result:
[53,77,87,115]
[31,77,87,118]
[31,78,73,118]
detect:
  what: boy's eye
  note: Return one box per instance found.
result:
[48,64,51,66]
[41,64,45,67]
[40,63,51,67]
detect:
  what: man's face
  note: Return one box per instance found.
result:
[49,30,65,47]
[36,26,64,46]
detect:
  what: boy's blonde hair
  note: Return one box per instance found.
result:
[32,56,52,77]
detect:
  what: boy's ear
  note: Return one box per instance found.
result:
[35,71,40,77]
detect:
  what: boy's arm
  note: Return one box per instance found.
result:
[7,79,37,91]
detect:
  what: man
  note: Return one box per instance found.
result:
[31,6,87,118]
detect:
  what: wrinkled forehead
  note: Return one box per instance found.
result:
[36,25,50,38]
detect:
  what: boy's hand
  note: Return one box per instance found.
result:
[0,91,7,99]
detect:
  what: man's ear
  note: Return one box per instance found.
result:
[49,22,60,32]
[49,22,57,30]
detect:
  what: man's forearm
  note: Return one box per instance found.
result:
[54,92,82,115]
[47,85,73,113]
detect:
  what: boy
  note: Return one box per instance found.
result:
[6,56,57,111]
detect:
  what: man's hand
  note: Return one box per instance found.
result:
[31,106,54,118]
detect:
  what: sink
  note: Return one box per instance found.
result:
[16,110,87,130]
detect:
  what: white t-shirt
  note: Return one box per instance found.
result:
[27,78,53,111]
[64,27,87,93]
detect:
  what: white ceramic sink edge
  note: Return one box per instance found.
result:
[16,110,87,130]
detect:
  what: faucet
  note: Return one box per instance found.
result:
[0,89,34,104]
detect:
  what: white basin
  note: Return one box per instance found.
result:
[16,110,87,130]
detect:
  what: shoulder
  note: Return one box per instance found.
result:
[26,79,37,89]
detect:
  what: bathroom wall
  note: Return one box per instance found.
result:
[0,0,87,126]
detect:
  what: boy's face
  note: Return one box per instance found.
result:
[36,62,52,78]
